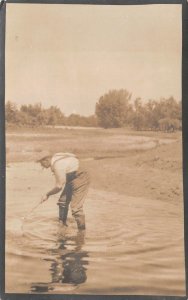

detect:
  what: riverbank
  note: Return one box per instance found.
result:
[6,127,182,204]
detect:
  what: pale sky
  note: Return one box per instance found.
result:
[5,4,182,116]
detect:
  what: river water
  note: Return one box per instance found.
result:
[5,162,185,295]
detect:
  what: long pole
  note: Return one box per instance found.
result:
[22,201,42,221]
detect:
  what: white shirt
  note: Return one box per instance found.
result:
[51,153,79,188]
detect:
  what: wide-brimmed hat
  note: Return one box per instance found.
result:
[36,150,52,163]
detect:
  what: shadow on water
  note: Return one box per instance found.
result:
[30,228,89,293]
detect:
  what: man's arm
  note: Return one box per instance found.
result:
[46,186,62,198]
[42,165,66,202]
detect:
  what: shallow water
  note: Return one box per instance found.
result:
[6,163,185,295]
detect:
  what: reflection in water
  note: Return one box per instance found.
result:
[31,228,89,293]
[6,161,185,295]
[51,229,88,284]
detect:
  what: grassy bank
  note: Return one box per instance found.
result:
[6,126,180,161]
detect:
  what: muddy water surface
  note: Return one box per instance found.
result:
[6,163,185,295]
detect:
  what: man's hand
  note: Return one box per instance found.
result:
[41,194,48,203]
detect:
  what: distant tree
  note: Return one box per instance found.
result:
[16,110,31,126]
[158,118,181,132]
[152,97,181,121]
[66,114,98,127]
[131,98,148,130]
[5,101,19,123]
[20,103,42,116]
[130,97,182,131]
[46,106,65,125]
[85,115,98,127]
[20,103,43,126]
[144,100,159,130]
[95,89,132,128]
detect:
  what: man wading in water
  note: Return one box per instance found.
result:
[37,152,90,230]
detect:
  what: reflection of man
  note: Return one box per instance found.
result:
[31,231,88,292]
[37,152,90,230]
[51,231,88,284]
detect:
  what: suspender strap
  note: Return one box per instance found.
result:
[51,154,78,172]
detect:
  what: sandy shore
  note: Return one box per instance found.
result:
[82,140,183,205]
[6,127,183,205]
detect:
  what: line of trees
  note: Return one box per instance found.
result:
[5,102,98,127]
[5,89,182,131]
[95,89,181,132]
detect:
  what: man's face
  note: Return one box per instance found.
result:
[40,158,51,169]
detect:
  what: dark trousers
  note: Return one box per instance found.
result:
[57,170,90,230]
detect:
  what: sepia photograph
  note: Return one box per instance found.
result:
[4,2,185,296]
